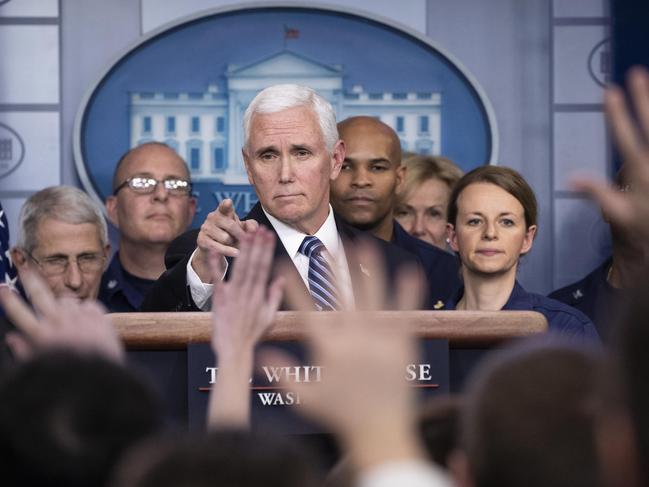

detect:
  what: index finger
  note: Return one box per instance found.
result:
[628,66,649,144]
[217,198,241,224]
[605,86,644,167]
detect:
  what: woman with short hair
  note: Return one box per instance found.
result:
[395,155,463,250]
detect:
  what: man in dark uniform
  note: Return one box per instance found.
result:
[101,142,196,312]
[548,258,618,340]
[549,167,644,341]
[330,116,460,308]
[141,85,422,312]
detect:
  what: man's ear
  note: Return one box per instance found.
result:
[241,148,255,186]
[330,140,345,180]
[105,196,119,228]
[11,247,28,272]
[187,196,197,222]
[102,243,111,259]
[447,223,459,252]
[395,165,405,190]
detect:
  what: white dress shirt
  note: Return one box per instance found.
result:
[186,205,354,310]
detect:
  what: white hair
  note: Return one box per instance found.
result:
[16,186,108,252]
[242,84,339,152]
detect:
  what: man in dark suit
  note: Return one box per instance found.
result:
[330,116,460,308]
[141,84,420,312]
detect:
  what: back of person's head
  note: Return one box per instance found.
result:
[243,83,338,152]
[0,351,161,487]
[447,165,537,229]
[418,394,462,469]
[112,430,318,487]
[460,340,601,487]
[16,185,108,252]
[601,275,649,487]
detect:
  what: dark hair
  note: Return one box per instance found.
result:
[462,340,601,487]
[607,274,649,485]
[418,394,461,469]
[0,351,161,487]
[447,166,537,229]
[112,430,318,487]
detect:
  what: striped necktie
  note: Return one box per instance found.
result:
[299,236,340,311]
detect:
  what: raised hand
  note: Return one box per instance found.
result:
[192,198,259,282]
[574,67,649,246]
[0,268,123,363]
[207,226,284,429]
[268,242,427,470]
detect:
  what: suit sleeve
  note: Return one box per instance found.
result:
[139,229,202,312]
[139,254,201,312]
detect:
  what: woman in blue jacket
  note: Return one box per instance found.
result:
[443,165,598,340]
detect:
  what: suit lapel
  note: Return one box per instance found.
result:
[335,215,374,306]
[246,204,313,310]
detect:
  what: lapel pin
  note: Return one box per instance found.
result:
[433,300,444,309]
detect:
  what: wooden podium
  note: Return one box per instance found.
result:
[111,311,548,427]
[112,310,548,348]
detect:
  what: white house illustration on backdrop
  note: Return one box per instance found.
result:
[129,50,441,184]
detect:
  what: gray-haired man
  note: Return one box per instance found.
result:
[11,186,109,301]
[141,84,422,312]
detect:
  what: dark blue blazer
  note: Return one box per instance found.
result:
[444,280,600,392]
[140,203,422,312]
[548,257,621,341]
[99,252,155,312]
[445,280,600,340]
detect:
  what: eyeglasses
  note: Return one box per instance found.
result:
[28,252,106,277]
[113,177,192,196]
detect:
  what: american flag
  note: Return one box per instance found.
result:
[0,200,17,294]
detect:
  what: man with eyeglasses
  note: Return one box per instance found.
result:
[102,142,196,312]
[11,186,110,301]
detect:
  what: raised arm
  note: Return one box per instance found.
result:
[574,67,649,247]
[0,269,123,363]
[207,226,283,429]
[267,243,450,486]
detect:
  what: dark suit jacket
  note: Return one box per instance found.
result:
[140,203,422,312]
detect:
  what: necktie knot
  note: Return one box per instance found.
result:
[299,235,325,258]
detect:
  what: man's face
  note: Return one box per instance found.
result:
[106,144,196,247]
[18,218,109,300]
[330,119,402,231]
[242,106,344,234]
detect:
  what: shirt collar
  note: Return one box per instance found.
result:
[263,205,341,259]
[443,280,531,310]
[501,280,533,310]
